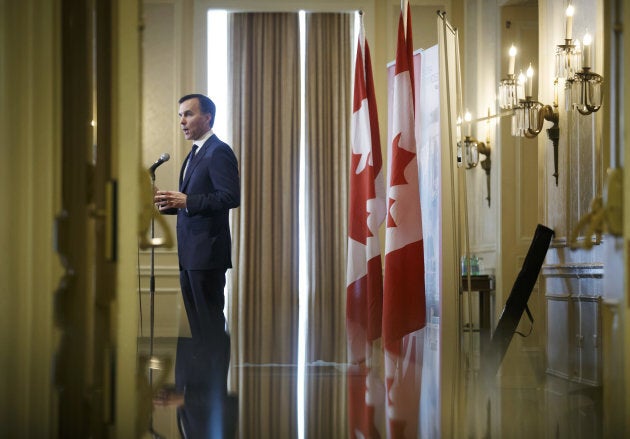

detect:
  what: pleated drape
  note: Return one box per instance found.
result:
[304,11,352,368]
[228,12,301,439]
[228,11,353,437]
[304,12,353,438]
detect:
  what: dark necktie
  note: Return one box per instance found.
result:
[184,144,199,179]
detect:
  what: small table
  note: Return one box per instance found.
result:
[461,274,495,343]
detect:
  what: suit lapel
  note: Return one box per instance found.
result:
[180,135,215,190]
[179,149,194,189]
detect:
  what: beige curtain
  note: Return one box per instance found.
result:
[305,10,352,366]
[228,12,301,439]
[304,12,353,438]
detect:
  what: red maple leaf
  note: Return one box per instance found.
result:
[387,132,416,228]
[348,150,376,244]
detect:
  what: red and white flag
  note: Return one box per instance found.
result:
[383,2,426,437]
[346,16,386,439]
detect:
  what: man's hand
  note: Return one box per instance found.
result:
[153,385,184,407]
[155,190,187,210]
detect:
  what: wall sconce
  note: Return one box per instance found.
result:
[568,33,603,115]
[557,6,604,116]
[512,98,560,185]
[504,63,561,186]
[457,133,492,206]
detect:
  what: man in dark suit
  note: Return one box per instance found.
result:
[154,94,240,438]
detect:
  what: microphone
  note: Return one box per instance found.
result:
[149,153,170,174]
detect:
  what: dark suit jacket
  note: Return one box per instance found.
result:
[165,134,240,271]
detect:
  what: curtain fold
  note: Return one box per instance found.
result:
[228,12,301,439]
[305,10,352,367]
[304,12,353,438]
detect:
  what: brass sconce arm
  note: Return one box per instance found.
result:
[524,104,558,138]
[460,136,492,207]
[477,141,491,207]
[522,104,560,186]
[576,103,601,116]
[546,117,560,186]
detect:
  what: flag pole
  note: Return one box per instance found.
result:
[358,10,365,59]
[402,0,408,34]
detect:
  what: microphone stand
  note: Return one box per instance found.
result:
[149,169,157,377]
[148,168,165,439]
[147,154,169,373]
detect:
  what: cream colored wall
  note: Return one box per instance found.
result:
[140,1,189,338]
[461,0,500,273]
[538,0,606,400]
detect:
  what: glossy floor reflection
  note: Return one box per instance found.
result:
[460,328,603,439]
[140,327,604,439]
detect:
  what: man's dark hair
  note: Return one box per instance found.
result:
[179,94,216,128]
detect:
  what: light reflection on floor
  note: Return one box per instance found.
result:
[140,326,604,439]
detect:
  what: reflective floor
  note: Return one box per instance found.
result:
[138,324,605,439]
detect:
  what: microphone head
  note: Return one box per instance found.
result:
[160,153,170,162]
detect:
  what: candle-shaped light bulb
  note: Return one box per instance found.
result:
[517,71,526,100]
[582,32,592,68]
[565,5,575,40]
[508,45,517,76]
[464,110,472,136]
[526,64,534,98]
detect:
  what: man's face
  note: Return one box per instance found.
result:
[178,98,212,141]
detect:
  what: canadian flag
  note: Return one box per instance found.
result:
[346,17,386,439]
[383,2,426,437]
